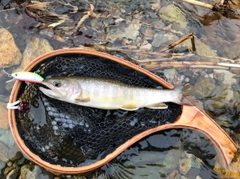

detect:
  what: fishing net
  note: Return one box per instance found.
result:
[15,53,182,167]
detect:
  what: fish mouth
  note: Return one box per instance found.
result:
[39,82,60,98]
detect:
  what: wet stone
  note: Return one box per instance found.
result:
[15,37,53,72]
[193,76,216,99]
[159,4,187,30]
[17,157,26,166]
[7,161,12,167]
[0,28,22,68]
[0,141,9,162]
[152,32,168,48]
[179,157,192,175]
[9,151,22,162]
[6,168,18,179]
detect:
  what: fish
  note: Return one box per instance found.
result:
[3,70,44,84]
[39,76,189,110]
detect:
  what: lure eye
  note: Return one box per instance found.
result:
[52,80,61,87]
[12,73,18,77]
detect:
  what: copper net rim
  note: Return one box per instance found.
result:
[8,48,177,174]
[8,48,237,173]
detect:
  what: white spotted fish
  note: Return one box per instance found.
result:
[39,76,189,110]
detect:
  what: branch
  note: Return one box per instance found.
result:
[182,0,213,9]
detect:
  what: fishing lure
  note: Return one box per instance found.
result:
[7,100,29,112]
[3,70,44,84]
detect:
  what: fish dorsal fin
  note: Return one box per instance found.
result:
[120,104,139,111]
[75,93,90,103]
[146,103,168,109]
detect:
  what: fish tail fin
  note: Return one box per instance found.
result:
[175,83,194,106]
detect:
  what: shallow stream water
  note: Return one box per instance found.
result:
[0,0,240,178]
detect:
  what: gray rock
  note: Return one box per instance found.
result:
[193,77,215,99]
[25,165,53,179]
[152,32,167,48]
[0,161,5,171]
[181,38,217,61]
[0,140,10,162]
[179,157,192,175]
[124,20,141,40]
[163,149,183,170]
[0,129,15,148]
[159,5,187,30]
[106,20,141,42]
[139,41,152,51]
[0,28,22,68]
[16,37,54,71]
[6,168,18,179]
[163,68,177,83]
[19,164,32,179]
[213,69,236,87]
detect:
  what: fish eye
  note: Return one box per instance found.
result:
[52,80,61,87]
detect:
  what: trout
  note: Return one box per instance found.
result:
[39,76,187,110]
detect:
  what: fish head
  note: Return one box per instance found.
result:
[39,77,78,101]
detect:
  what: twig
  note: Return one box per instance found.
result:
[183,0,240,19]
[220,0,225,6]
[159,33,194,52]
[141,61,240,71]
[0,8,16,12]
[182,0,213,9]
[73,4,96,33]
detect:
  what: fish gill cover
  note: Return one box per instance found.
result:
[15,53,182,167]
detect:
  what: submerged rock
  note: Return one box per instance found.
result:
[181,37,216,61]
[16,37,54,71]
[0,28,22,68]
[152,32,168,48]
[163,149,183,170]
[159,4,187,30]
[193,76,216,99]
[213,69,236,87]
[214,154,240,179]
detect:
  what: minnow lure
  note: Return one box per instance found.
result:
[3,70,44,84]
[7,100,29,112]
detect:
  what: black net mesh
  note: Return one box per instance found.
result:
[15,53,182,167]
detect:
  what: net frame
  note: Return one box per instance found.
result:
[8,49,237,174]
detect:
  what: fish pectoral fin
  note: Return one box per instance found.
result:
[75,94,90,103]
[120,104,139,111]
[146,103,168,109]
